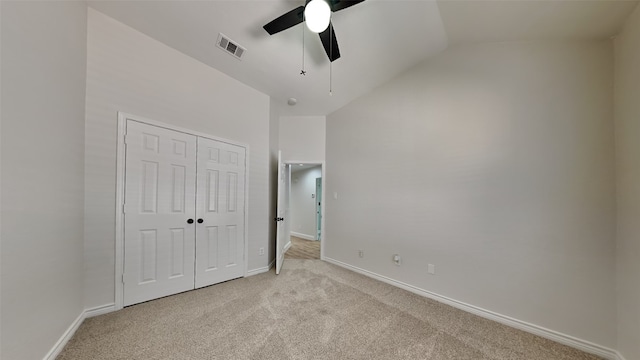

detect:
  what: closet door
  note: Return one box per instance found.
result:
[123,121,197,306]
[195,137,246,288]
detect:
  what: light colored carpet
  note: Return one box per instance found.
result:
[284,236,320,260]
[58,260,601,360]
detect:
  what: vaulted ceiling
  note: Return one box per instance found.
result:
[88,0,638,116]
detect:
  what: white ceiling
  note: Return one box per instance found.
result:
[438,0,638,44]
[88,0,638,116]
[291,163,322,173]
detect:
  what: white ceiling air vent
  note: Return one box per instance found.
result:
[216,33,245,60]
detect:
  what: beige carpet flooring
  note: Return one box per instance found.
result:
[58,260,601,360]
[284,236,320,260]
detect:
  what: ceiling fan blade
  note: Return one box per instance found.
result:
[329,0,365,12]
[319,22,341,62]
[263,6,305,35]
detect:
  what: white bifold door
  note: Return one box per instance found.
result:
[195,137,245,288]
[123,120,245,306]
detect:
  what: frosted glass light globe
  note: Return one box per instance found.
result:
[304,0,331,33]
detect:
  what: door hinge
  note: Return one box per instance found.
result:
[123,134,128,145]
[121,274,125,284]
[122,203,126,214]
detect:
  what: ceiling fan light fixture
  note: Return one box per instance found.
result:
[304,0,331,33]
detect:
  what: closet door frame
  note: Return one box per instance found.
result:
[114,112,250,311]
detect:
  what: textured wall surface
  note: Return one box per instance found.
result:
[84,9,270,309]
[326,41,616,347]
[614,4,640,359]
[1,2,87,359]
[279,116,326,163]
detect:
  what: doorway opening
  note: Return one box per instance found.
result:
[275,155,325,274]
[285,163,322,260]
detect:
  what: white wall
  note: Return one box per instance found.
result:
[1,2,87,359]
[326,41,616,348]
[0,2,3,356]
[84,8,271,309]
[279,116,326,162]
[614,4,640,359]
[290,166,322,239]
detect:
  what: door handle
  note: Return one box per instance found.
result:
[187,219,194,224]
[197,219,204,224]
[274,217,284,222]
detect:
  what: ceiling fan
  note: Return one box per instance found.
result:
[263,0,366,62]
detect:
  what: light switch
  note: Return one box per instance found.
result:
[333,192,338,200]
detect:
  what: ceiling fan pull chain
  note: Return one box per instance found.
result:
[301,15,306,76]
[329,15,333,96]
[330,61,333,96]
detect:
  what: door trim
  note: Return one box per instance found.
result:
[114,112,250,310]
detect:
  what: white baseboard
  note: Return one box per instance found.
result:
[247,259,275,276]
[323,257,620,360]
[290,232,316,241]
[85,303,116,318]
[43,311,85,360]
[43,303,117,360]
[284,241,292,253]
[614,350,628,360]
[44,259,624,360]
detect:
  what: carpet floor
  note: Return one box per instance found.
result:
[58,260,601,360]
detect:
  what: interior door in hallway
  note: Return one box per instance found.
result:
[195,137,246,288]
[123,121,197,306]
[275,151,291,275]
[315,177,322,241]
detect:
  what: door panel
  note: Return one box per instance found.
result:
[206,226,219,270]
[207,170,219,212]
[140,161,159,213]
[316,177,322,241]
[169,228,185,278]
[123,121,197,306]
[139,230,157,283]
[195,137,246,288]
[170,165,187,213]
[275,152,291,275]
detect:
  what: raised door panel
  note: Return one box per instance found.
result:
[123,120,197,306]
[195,137,246,288]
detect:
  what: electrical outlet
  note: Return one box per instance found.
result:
[259,247,265,256]
[358,250,364,258]
[428,264,435,275]
[393,254,401,266]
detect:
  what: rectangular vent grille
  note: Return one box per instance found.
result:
[216,33,246,60]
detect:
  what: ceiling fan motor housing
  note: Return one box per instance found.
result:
[263,0,366,62]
